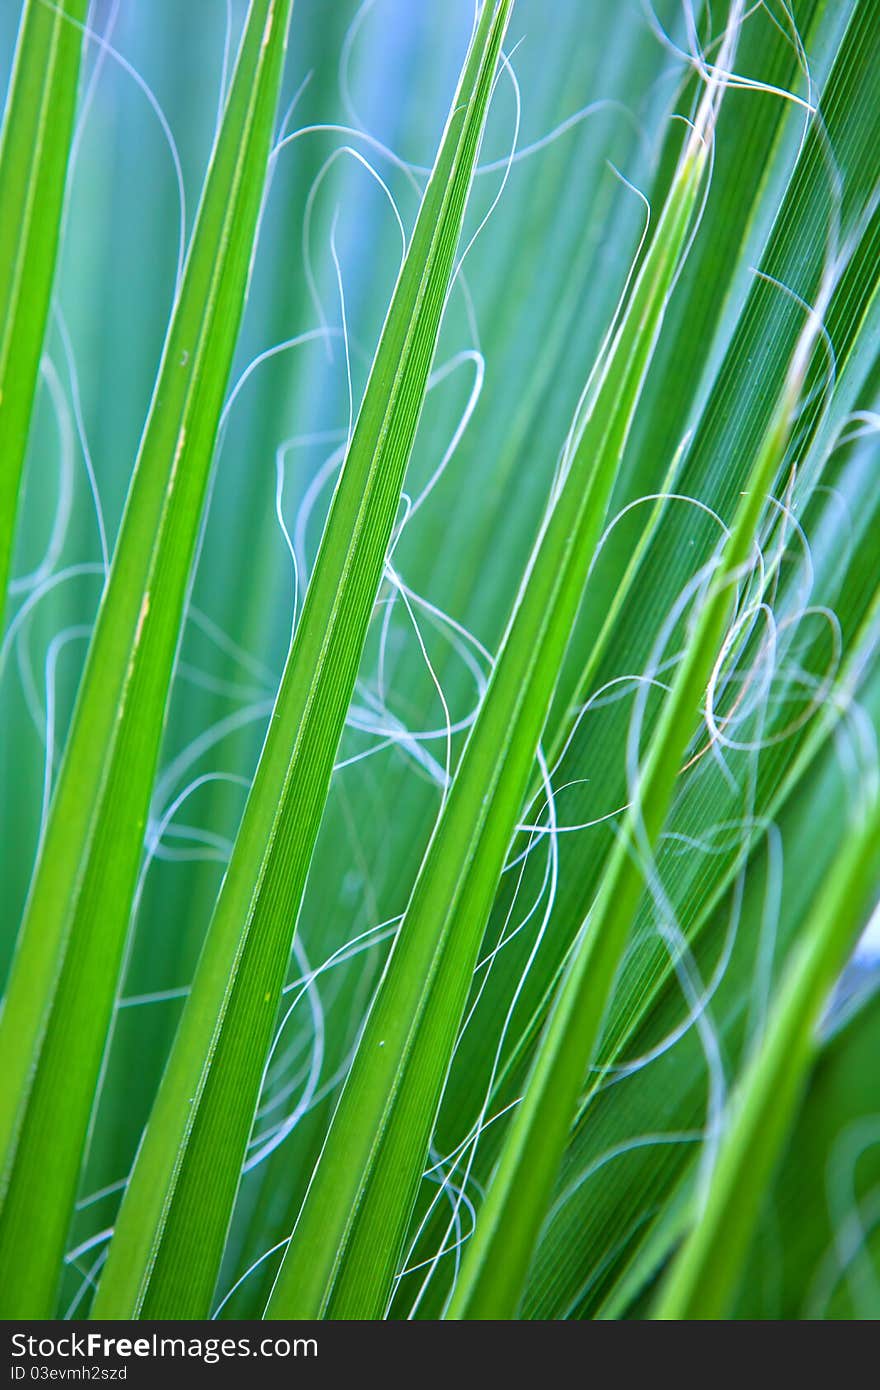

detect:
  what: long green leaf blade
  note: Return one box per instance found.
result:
[653,799,880,1319]
[425,9,878,1317]
[265,29,717,1322]
[481,4,880,1318]
[447,261,833,1320]
[0,0,87,620]
[0,0,293,1318]
[91,0,513,1321]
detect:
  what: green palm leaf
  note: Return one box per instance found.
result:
[0,0,294,1318]
[0,0,877,1324]
[92,0,513,1321]
[0,0,87,620]
[266,31,716,1321]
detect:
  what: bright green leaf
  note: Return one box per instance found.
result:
[91,0,514,1321]
[266,23,712,1322]
[448,136,840,1319]
[0,0,87,621]
[0,0,294,1318]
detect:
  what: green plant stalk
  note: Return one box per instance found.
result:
[91,0,513,1321]
[0,0,88,622]
[653,795,880,1319]
[0,0,293,1319]
[447,310,826,1321]
[265,105,711,1320]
